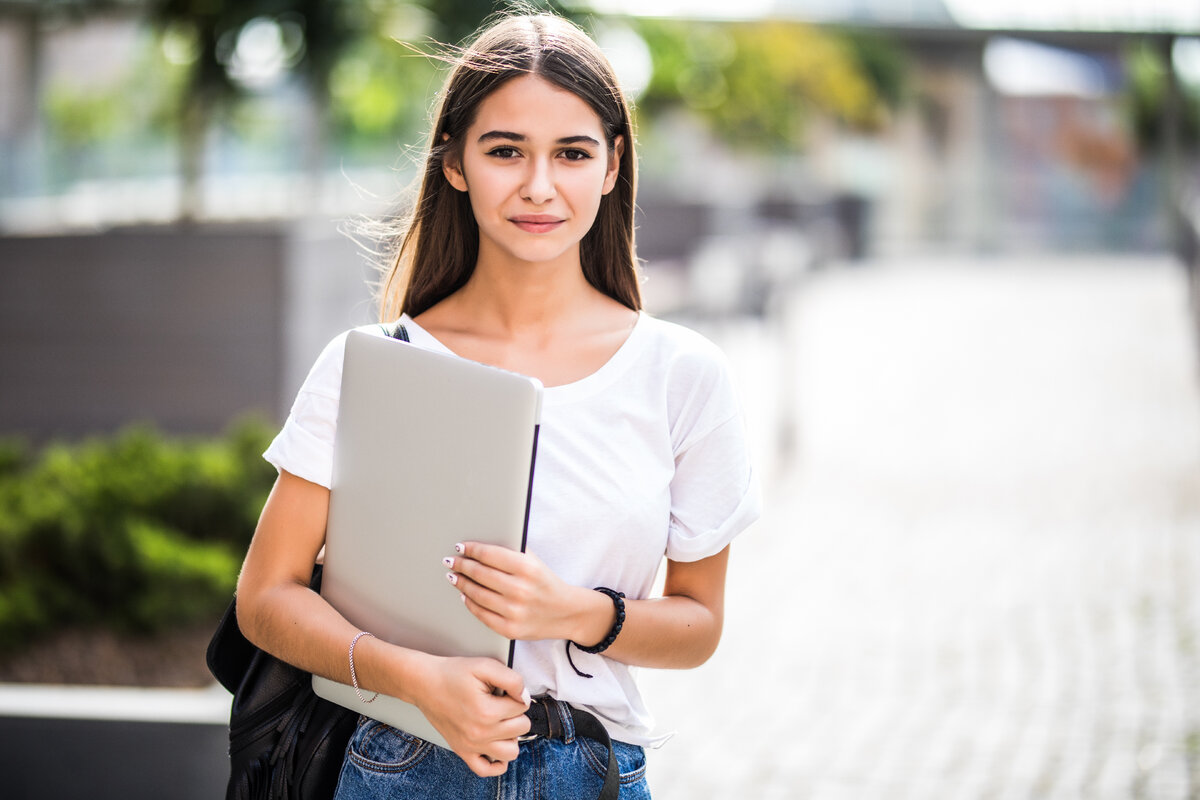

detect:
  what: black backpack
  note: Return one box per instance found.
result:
[207,323,411,798]
[207,565,358,800]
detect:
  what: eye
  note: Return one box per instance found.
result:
[487,146,521,159]
[560,148,594,162]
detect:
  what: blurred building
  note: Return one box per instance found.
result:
[2,2,1197,249]
[1,1,1198,438]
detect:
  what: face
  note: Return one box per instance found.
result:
[442,74,623,272]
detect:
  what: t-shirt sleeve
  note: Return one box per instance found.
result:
[262,331,351,489]
[664,345,762,563]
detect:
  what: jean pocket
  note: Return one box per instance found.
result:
[345,718,435,774]
[581,738,648,787]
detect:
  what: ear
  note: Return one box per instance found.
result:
[601,135,624,196]
[441,133,468,193]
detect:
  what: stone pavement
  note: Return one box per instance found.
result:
[642,255,1200,800]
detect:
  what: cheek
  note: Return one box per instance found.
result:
[461,171,508,213]
[566,169,611,209]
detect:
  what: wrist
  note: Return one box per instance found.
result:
[568,585,616,647]
[401,650,445,708]
[565,587,626,679]
[355,637,436,707]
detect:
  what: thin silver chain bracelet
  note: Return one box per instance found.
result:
[349,631,380,703]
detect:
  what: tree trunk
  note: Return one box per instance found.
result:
[178,96,207,222]
[10,9,45,199]
[298,82,330,216]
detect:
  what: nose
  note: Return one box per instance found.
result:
[520,157,556,205]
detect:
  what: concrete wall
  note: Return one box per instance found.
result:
[0,223,377,441]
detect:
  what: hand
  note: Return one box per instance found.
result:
[412,655,531,777]
[445,542,601,643]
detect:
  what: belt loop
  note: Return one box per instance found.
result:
[554,698,574,744]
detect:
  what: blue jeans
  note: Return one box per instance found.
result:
[334,705,652,800]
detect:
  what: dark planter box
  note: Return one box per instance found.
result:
[0,683,231,799]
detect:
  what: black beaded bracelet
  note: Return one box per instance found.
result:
[565,587,626,679]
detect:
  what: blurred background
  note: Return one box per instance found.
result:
[2,0,1200,798]
[2,0,1199,433]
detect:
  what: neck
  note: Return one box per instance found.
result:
[457,247,597,336]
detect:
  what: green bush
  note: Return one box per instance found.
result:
[0,418,277,652]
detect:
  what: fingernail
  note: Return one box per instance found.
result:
[520,687,532,707]
[454,542,465,554]
[446,572,458,586]
[442,557,454,568]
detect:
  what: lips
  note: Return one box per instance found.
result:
[510,215,565,234]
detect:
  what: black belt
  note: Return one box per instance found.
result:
[523,696,619,800]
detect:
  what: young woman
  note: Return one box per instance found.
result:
[235,12,760,799]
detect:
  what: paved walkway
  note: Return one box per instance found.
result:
[643,255,1200,800]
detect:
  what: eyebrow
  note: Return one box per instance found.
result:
[477,131,602,147]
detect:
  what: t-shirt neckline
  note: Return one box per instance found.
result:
[398,311,647,406]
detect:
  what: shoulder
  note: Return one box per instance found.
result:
[636,314,732,378]
[627,315,743,432]
[298,322,396,398]
[628,317,752,463]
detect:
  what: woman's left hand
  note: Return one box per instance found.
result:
[445,542,601,642]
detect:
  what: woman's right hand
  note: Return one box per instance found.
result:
[412,654,532,777]
[238,471,531,776]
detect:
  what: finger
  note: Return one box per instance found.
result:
[451,570,510,620]
[451,556,520,597]
[483,738,520,765]
[443,567,489,600]
[465,753,509,778]
[494,713,533,739]
[461,592,515,638]
[507,712,534,741]
[456,541,525,572]
[475,660,528,707]
[444,553,524,615]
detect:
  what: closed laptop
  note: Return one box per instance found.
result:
[312,329,542,748]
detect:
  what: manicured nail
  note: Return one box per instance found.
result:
[454,542,465,554]
[446,572,458,586]
[442,557,454,568]
[520,687,532,707]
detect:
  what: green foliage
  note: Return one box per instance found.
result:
[634,19,906,150]
[0,419,277,652]
[44,84,126,148]
[0,439,29,480]
[329,30,440,150]
[39,29,188,189]
[840,28,910,111]
[327,1,587,159]
[1124,40,1200,154]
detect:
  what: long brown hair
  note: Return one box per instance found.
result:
[377,12,640,321]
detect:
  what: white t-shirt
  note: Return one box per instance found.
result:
[263,311,761,746]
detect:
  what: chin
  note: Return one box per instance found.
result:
[502,244,579,266]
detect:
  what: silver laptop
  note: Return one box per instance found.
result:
[312,329,543,748]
